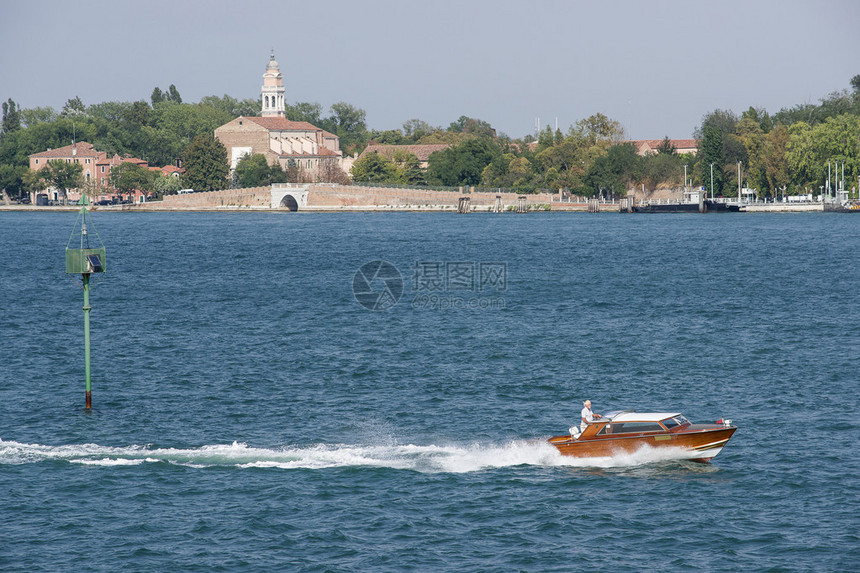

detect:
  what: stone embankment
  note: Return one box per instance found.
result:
[127,184,585,212]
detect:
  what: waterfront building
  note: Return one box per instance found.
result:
[214,53,345,179]
[29,142,104,197]
[29,141,151,203]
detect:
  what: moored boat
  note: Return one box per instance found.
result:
[548,410,737,463]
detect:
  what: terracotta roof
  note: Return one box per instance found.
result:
[30,141,104,159]
[241,116,324,132]
[629,139,700,150]
[97,154,148,167]
[360,144,451,162]
[149,165,185,174]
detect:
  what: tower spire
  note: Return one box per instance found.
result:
[261,51,286,118]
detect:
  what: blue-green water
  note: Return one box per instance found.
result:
[1,211,858,571]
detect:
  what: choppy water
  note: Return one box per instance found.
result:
[1,211,858,571]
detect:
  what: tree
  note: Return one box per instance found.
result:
[285,101,323,125]
[350,152,399,183]
[61,96,86,117]
[20,106,57,127]
[153,173,184,197]
[151,85,182,105]
[234,153,288,187]
[167,84,182,104]
[38,159,84,203]
[426,138,500,186]
[109,162,154,199]
[200,94,260,117]
[1,98,21,135]
[318,159,351,185]
[656,136,676,155]
[151,87,165,105]
[389,149,425,185]
[574,113,625,145]
[699,125,724,196]
[125,100,151,129]
[583,143,641,198]
[448,116,496,138]
[402,119,435,141]
[182,135,228,191]
[327,102,367,151]
[736,117,767,195]
[763,123,790,196]
[696,109,738,138]
[0,163,28,200]
[368,129,405,145]
[786,114,860,190]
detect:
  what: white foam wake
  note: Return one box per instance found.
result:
[0,437,697,473]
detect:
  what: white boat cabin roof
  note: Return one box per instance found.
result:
[603,411,682,423]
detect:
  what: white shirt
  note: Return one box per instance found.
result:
[581,406,595,430]
[582,406,595,423]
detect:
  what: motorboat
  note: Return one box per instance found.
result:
[548,410,737,463]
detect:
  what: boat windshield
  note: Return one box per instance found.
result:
[661,416,689,429]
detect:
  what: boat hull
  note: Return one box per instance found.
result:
[631,201,740,213]
[548,425,736,462]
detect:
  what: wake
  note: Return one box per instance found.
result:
[0,437,698,473]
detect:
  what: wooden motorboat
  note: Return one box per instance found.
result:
[548,411,737,463]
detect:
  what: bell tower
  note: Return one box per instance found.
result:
[261,51,286,118]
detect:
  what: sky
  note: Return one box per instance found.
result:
[2,0,859,141]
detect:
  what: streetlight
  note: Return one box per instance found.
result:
[683,164,688,190]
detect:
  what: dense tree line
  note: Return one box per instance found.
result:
[352,112,691,196]
[352,76,860,198]
[2,75,858,199]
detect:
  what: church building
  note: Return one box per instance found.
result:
[215,53,344,178]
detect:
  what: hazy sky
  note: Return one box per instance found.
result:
[2,0,858,140]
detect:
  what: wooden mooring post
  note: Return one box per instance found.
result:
[517,196,527,213]
[457,196,471,213]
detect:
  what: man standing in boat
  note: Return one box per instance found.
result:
[581,400,601,432]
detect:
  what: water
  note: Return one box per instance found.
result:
[1,211,858,571]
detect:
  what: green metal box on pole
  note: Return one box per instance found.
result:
[65,194,106,409]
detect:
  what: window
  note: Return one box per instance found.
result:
[100,166,105,173]
[35,159,39,165]
[612,422,665,433]
[662,418,679,430]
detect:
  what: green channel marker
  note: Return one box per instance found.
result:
[65,193,106,409]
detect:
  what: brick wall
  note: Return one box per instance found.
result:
[305,184,557,208]
[156,185,559,210]
[160,187,271,208]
